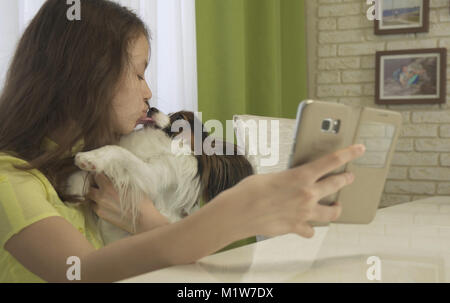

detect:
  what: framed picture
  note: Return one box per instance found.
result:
[374,0,429,35]
[375,48,447,105]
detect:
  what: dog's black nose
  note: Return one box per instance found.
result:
[147,107,159,117]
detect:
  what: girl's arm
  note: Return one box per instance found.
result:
[4,190,241,283]
[5,144,364,282]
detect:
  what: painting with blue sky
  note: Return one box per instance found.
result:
[380,0,423,29]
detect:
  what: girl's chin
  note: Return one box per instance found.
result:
[115,125,136,136]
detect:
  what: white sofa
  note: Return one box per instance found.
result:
[233,114,297,175]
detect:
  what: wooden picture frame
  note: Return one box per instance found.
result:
[375,48,447,105]
[374,0,429,35]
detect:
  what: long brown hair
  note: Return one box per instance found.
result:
[0,0,150,202]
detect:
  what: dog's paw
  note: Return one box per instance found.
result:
[75,151,103,172]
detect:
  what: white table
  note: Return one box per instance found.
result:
[119,197,450,283]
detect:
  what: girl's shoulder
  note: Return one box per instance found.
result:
[0,152,29,175]
[0,151,25,160]
[0,152,51,196]
[0,151,32,168]
[0,151,33,175]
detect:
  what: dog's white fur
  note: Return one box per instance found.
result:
[66,112,202,245]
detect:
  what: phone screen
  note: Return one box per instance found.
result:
[318,122,396,207]
[353,122,396,169]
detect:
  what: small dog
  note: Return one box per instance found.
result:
[67,108,254,244]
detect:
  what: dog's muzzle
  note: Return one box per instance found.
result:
[147,107,159,117]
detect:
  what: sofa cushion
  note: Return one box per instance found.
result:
[233,114,297,175]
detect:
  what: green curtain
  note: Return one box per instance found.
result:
[195,0,308,137]
[195,0,308,252]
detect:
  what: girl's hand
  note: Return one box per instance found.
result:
[225,144,366,239]
[86,173,169,234]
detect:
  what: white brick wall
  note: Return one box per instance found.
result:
[306,0,450,207]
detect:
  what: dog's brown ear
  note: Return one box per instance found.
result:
[196,140,254,203]
[167,111,209,149]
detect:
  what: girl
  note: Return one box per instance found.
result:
[0,0,364,282]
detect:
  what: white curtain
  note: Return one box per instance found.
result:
[0,0,198,113]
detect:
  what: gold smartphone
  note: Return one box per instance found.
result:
[288,100,402,226]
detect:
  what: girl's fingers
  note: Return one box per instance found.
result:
[86,186,98,201]
[91,201,99,214]
[93,173,116,197]
[299,144,365,182]
[93,173,108,188]
[313,172,354,200]
[310,202,342,223]
[296,224,315,239]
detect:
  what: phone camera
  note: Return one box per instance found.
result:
[321,119,340,134]
[321,119,332,132]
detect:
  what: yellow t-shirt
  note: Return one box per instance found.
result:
[0,138,104,283]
